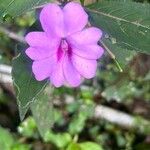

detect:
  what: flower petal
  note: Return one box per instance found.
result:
[25,32,50,47]
[72,54,97,79]
[63,55,81,87]
[40,3,65,37]
[50,60,65,87]
[72,45,104,59]
[32,56,56,81]
[25,32,60,60]
[68,27,102,45]
[25,47,56,60]
[63,2,88,35]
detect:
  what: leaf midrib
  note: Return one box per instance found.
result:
[87,8,150,30]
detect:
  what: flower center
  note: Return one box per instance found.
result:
[57,39,72,61]
[61,39,69,52]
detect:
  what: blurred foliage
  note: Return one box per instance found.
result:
[0,0,150,150]
[0,126,31,150]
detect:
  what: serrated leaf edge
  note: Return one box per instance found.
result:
[12,53,48,112]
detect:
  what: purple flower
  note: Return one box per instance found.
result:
[25,2,104,87]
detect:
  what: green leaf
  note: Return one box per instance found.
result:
[0,0,51,22]
[68,118,85,135]
[79,142,103,150]
[0,126,31,150]
[0,126,14,150]
[12,52,47,120]
[12,143,31,150]
[102,38,136,68]
[31,89,54,138]
[102,81,138,102]
[68,103,94,135]
[18,117,37,138]
[68,111,87,135]
[67,143,82,150]
[87,1,150,54]
[45,131,72,148]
